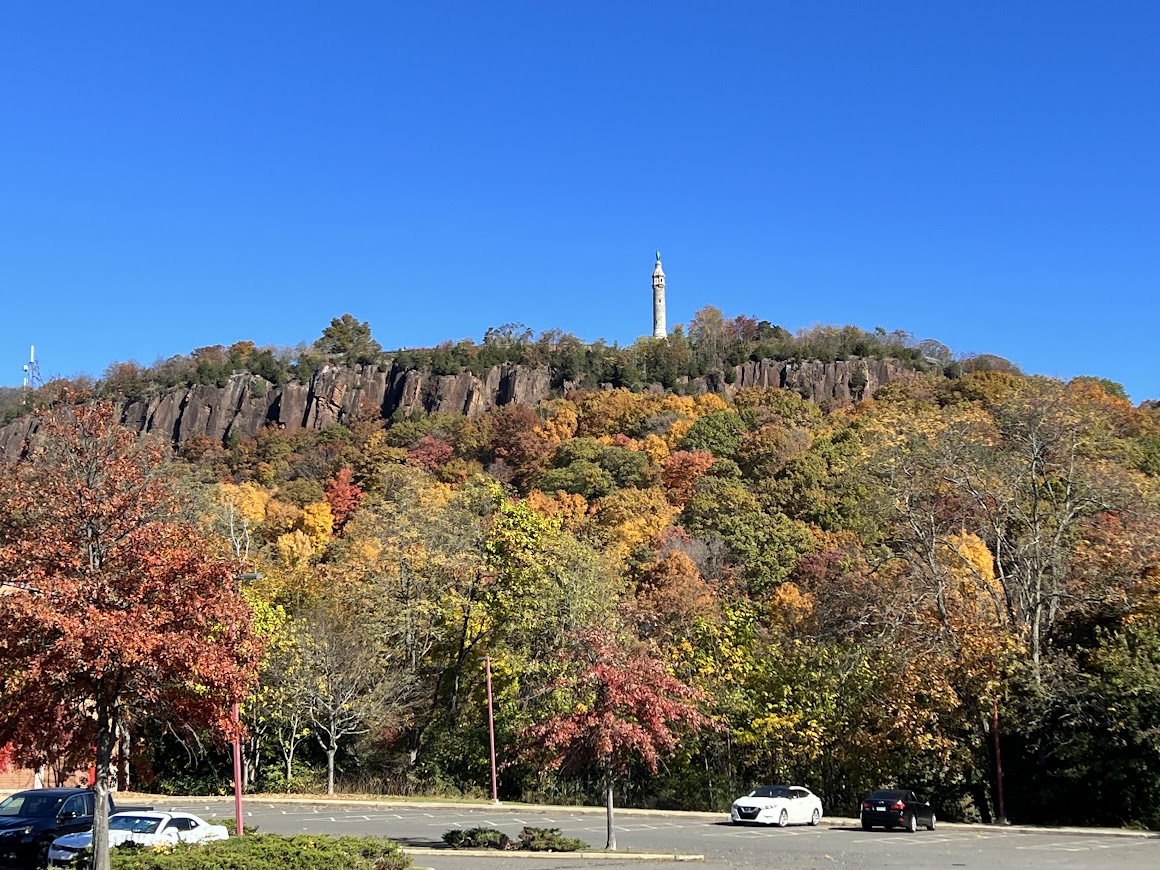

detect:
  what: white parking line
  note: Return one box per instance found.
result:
[1016,839,1149,852]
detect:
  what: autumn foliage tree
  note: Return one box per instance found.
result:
[0,402,261,870]
[518,630,717,849]
[323,466,364,529]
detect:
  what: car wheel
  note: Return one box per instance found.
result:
[810,808,821,826]
[906,813,918,833]
[35,838,52,870]
[778,809,789,827]
[861,820,873,831]
[926,813,937,831]
[731,819,742,826]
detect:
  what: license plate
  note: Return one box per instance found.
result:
[875,806,886,811]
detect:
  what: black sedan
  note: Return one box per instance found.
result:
[859,789,936,831]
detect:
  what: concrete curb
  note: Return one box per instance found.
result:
[404,848,703,861]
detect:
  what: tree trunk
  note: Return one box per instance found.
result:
[284,744,296,792]
[92,694,117,870]
[116,724,130,791]
[605,774,616,851]
[326,746,336,795]
[992,698,1007,823]
[244,735,260,788]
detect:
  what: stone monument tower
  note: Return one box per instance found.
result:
[652,251,666,338]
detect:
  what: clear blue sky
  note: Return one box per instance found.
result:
[2,2,1157,400]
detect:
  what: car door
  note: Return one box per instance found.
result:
[160,818,190,843]
[783,789,798,823]
[904,792,924,826]
[56,796,91,835]
[913,794,933,826]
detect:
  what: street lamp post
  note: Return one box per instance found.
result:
[483,656,498,804]
[232,701,243,836]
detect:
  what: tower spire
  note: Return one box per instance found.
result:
[652,252,666,338]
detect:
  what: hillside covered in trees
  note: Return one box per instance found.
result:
[3,314,1159,828]
[4,311,995,427]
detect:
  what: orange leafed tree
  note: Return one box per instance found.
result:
[0,403,262,870]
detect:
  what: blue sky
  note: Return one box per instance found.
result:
[2,2,1157,400]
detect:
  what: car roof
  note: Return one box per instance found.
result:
[11,789,90,797]
[111,812,172,820]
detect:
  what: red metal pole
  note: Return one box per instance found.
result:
[485,656,498,804]
[992,696,1006,824]
[232,701,244,836]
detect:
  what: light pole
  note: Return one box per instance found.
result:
[231,572,263,836]
[232,701,243,836]
[482,655,499,804]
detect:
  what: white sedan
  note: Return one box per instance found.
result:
[730,784,824,826]
[48,812,228,865]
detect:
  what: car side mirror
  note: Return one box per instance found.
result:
[58,811,78,821]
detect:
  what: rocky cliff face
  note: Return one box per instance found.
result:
[0,357,915,459]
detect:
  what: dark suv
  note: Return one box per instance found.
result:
[859,789,936,831]
[0,790,103,868]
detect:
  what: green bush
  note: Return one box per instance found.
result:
[441,826,587,852]
[517,827,588,852]
[107,834,408,870]
[207,818,259,836]
[442,827,512,850]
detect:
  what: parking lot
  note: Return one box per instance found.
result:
[154,798,1158,870]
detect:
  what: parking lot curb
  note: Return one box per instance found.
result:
[404,848,704,861]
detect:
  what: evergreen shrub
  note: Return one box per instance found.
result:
[105,834,409,870]
[442,827,512,849]
[516,826,588,852]
[207,818,259,836]
[442,826,587,852]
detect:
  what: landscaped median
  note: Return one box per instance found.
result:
[411,826,702,861]
[99,834,410,870]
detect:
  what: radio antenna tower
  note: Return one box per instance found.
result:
[21,345,41,390]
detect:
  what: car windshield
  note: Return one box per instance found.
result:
[750,786,790,799]
[0,794,64,817]
[109,816,162,834]
[868,790,909,801]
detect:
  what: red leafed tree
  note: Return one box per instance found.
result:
[324,466,364,528]
[519,630,717,850]
[0,402,262,870]
[405,436,454,473]
[0,742,13,773]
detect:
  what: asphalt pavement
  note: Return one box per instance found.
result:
[123,793,1158,870]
